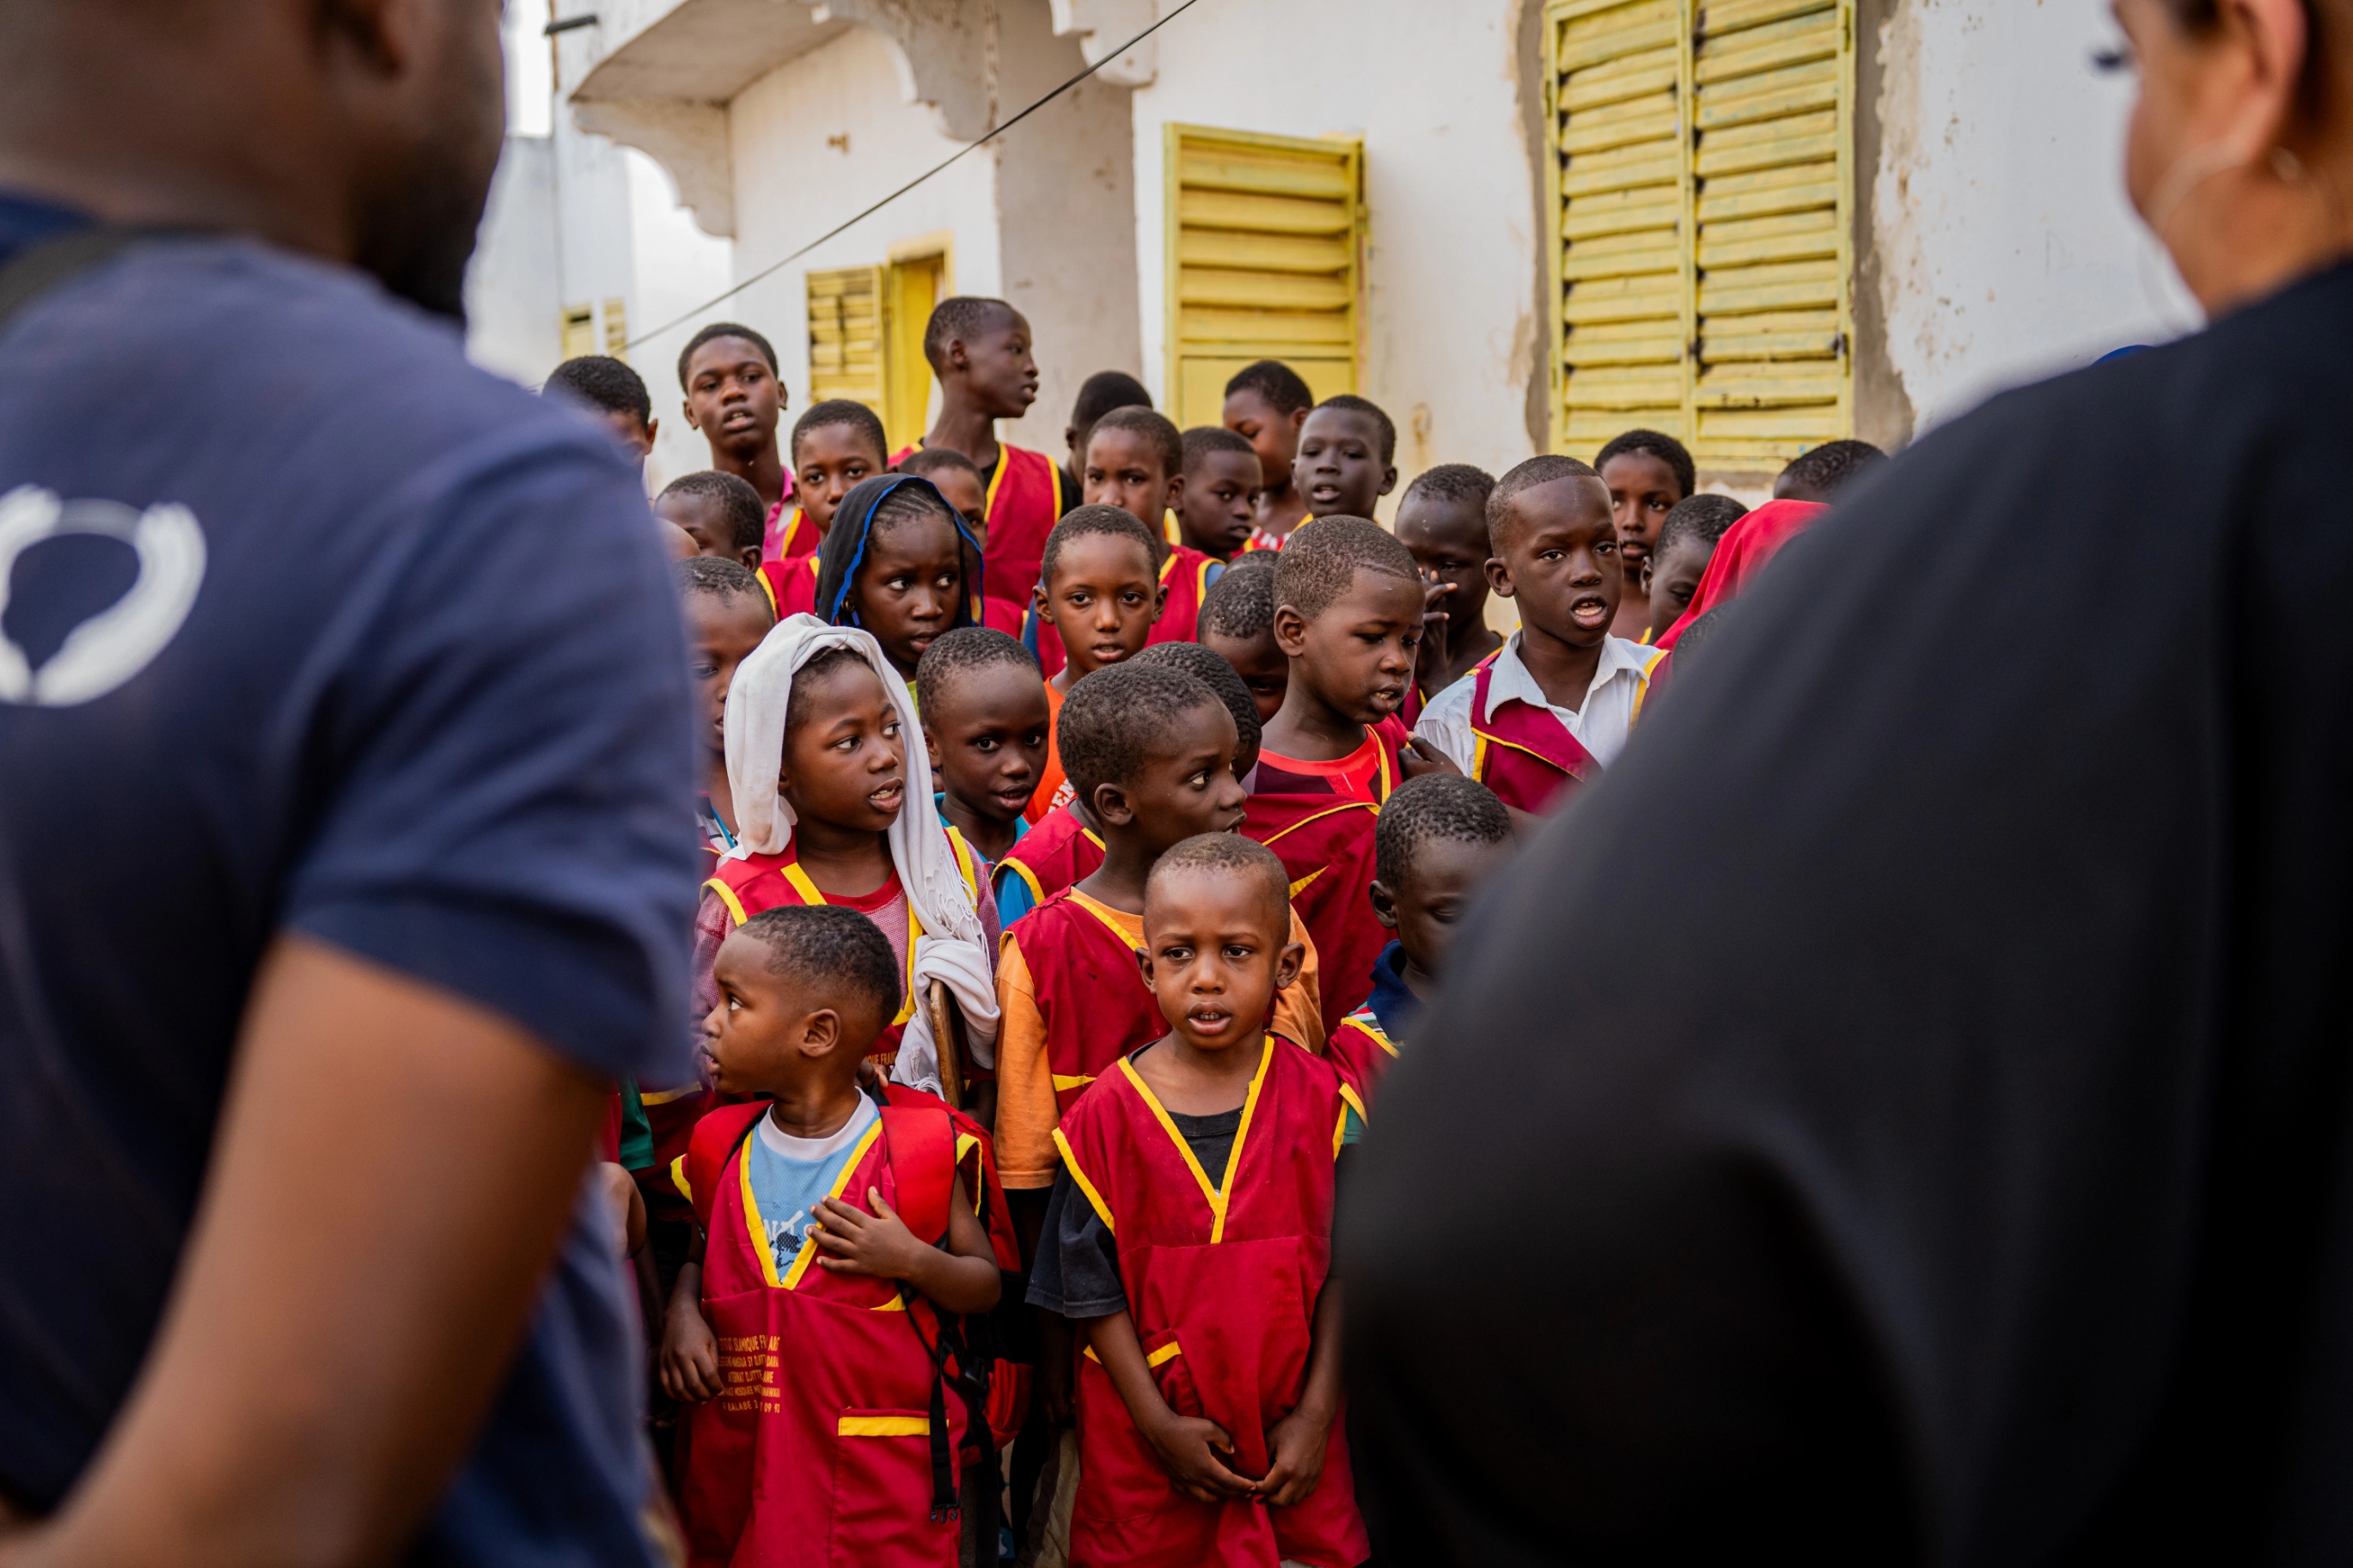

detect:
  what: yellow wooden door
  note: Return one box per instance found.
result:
[1164,125,1363,430]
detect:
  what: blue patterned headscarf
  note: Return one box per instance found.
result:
[812,473,985,631]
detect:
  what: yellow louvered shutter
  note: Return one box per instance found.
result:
[1690,0,1851,467]
[1546,0,1853,473]
[1165,125,1363,430]
[805,265,886,415]
[1547,0,1690,452]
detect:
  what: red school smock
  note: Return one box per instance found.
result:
[1322,1006,1398,1117]
[756,553,821,622]
[704,835,984,1068]
[675,1099,974,1568]
[1463,645,1666,815]
[1050,1038,1368,1568]
[1145,544,1219,648]
[1242,715,1408,1026]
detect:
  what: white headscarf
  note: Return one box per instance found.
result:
[720,614,997,1087]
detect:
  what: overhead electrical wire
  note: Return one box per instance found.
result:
[622,0,1206,353]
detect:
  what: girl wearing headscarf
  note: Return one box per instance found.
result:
[692,613,998,1097]
[813,473,985,692]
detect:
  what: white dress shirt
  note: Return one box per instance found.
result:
[1415,632,1663,776]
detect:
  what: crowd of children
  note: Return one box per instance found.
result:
[541,300,1885,1567]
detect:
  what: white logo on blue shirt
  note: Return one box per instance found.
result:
[0,486,205,707]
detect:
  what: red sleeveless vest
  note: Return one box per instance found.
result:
[676,1098,970,1568]
[1465,647,1665,815]
[756,554,820,623]
[1242,716,1406,1026]
[768,504,819,566]
[992,805,1105,917]
[1146,545,1219,647]
[1053,1039,1368,1568]
[1323,1008,1397,1118]
[706,835,983,1066]
[953,442,1063,613]
[1003,890,1166,1120]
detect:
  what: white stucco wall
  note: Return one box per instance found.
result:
[722,25,998,455]
[467,136,564,385]
[1128,0,1539,520]
[1871,0,2202,437]
[626,149,740,491]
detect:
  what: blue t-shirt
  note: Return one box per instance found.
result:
[744,1098,883,1278]
[0,199,699,1564]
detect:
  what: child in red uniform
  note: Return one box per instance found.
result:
[918,626,1048,874]
[1176,426,1261,561]
[544,354,658,472]
[663,905,1002,1568]
[1221,360,1315,552]
[1395,464,1503,710]
[678,558,778,858]
[696,614,998,1084]
[1032,834,1367,1568]
[1329,774,1512,1115]
[784,399,889,564]
[1412,456,1667,824]
[812,474,985,689]
[1082,406,1222,648]
[1026,506,1166,821]
[1250,517,1439,1024]
[1291,397,1398,529]
[1643,493,1748,643]
[1595,428,1694,642]
[660,472,767,575]
[1199,553,1287,727]
[993,643,1262,933]
[909,297,1066,610]
[899,447,1026,635]
[678,321,792,546]
[994,662,1322,1196]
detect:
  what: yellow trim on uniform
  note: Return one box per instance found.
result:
[1004,857,1047,907]
[944,827,981,902]
[640,1082,701,1106]
[1336,1083,1367,1152]
[670,1154,692,1203]
[1051,1073,1097,1094]
[778,865,923,1025]
[983,442,1014,522]
[1051,1128,1116,1235]
[1288,868,1323,899]
[838,1414,929,1437]
[1115,1037,1272,1245]
[1469,732,1490,784]
[1629,644,1671,728]
[1258,801,1375,847]
[954,1131,984,1212]
[738,1117,884,1291]
[706,876,750,926]
[1083,1336,1183,1368]
[1348,1014,1400,1059]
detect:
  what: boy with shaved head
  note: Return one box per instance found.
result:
[1247,518,1443,1023]
[1030,832,1368,1568]
[1414,455,1669,821]
[906,296,1070,612]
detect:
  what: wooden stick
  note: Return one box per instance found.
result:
[928,979,963,1112]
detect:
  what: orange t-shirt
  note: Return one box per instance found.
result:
[1025,677,1069,825]
[1256,727,1386,806]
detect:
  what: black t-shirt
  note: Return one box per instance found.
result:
[1342,261,2353,1562]
[0,200,698,1562]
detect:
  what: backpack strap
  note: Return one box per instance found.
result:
[682,1101,769,1233]
[877,1103,956,1246]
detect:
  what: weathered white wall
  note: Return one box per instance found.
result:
[1871,0,2201,437]
[724,25,999,448]
[1128,0,1540,519]
[625,149,739,491]
[468,135,564,385]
